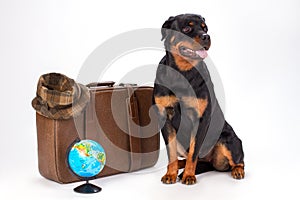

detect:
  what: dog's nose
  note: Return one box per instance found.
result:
[200,33,210,41]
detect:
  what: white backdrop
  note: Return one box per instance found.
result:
[1,0,300,199]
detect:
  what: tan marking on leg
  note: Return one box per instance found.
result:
[167,131,177,164]
[154,96,178,115]
[214,143,235,167]
[182,97,208,118]
[182,137,197,185]
[177,142,188,158]
[161,129,178,184]
[213,143,245,179]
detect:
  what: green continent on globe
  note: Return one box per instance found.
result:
[97,152,105,164]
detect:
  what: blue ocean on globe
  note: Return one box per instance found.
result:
[68,140,106,178]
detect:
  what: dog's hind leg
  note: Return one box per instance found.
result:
[212,122,245,179]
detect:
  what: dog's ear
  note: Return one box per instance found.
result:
[161,16,175,41]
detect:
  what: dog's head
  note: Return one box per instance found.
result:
[161,14,211,61]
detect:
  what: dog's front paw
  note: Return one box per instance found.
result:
[161,174,177,184]
[181,175,197,185]
[231,166,245,179]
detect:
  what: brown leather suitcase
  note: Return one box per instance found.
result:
[36,82,160,184]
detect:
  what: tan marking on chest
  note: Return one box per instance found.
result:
[182,97,208,118]
[154,96,178,115]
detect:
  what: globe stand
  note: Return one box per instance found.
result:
[73,180,102,194]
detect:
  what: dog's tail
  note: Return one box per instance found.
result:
[178,159,215,179]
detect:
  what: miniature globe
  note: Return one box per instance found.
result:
[68,140,106,178]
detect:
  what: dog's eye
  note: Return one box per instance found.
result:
[182,26,192,33]
[201,23,208,32]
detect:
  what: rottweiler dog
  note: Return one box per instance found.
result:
[153,14,245,185]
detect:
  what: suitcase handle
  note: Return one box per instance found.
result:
[86,81,115,88]
[119,83,138,87]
